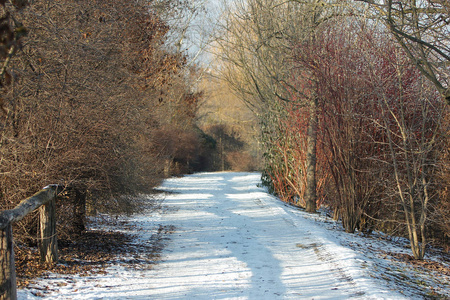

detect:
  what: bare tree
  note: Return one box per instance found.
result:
[355,0,450,104]
[361,30,446,259]
[215,0,349,212]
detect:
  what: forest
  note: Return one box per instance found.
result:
[0,0,449,290]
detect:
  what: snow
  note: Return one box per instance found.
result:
[18,172,449,299]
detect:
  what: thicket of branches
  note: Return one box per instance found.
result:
[217,0,450,259]
[0,0,208,243]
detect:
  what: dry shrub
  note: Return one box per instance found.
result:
[430,112,450,251]
[151,125,203,176]
[226,151,257,172]
[0,0,203,247]
[202,124,257,172]
[264,19,448,252]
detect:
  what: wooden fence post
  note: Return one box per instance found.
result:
[0,185,62,298]
[39,197,57,264]
[0,224,17,300]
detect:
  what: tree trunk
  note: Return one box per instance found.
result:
[305,96,318,213]
[0,224,16,300]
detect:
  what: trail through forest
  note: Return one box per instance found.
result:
[19,172,449,299]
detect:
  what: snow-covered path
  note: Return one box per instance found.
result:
[119,172,401,299]
[20,172,408,299]
[147,172,380,299]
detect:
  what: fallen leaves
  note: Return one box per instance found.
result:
[14,217,174,289]
[385,251,450,276]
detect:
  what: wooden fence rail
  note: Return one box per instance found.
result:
[0,185,63,300]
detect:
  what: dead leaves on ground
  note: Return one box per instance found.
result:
[384,251,450,276]
[14,220,174,289]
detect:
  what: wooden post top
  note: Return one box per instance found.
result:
[0,185,64,230]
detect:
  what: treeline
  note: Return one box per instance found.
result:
[217,0,449,259]
[0,0,212,241]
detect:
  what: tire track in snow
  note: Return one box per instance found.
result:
[254,194,367,299]
[311,243,365,298]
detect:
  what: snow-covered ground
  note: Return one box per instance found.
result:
[18,172,449,299]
